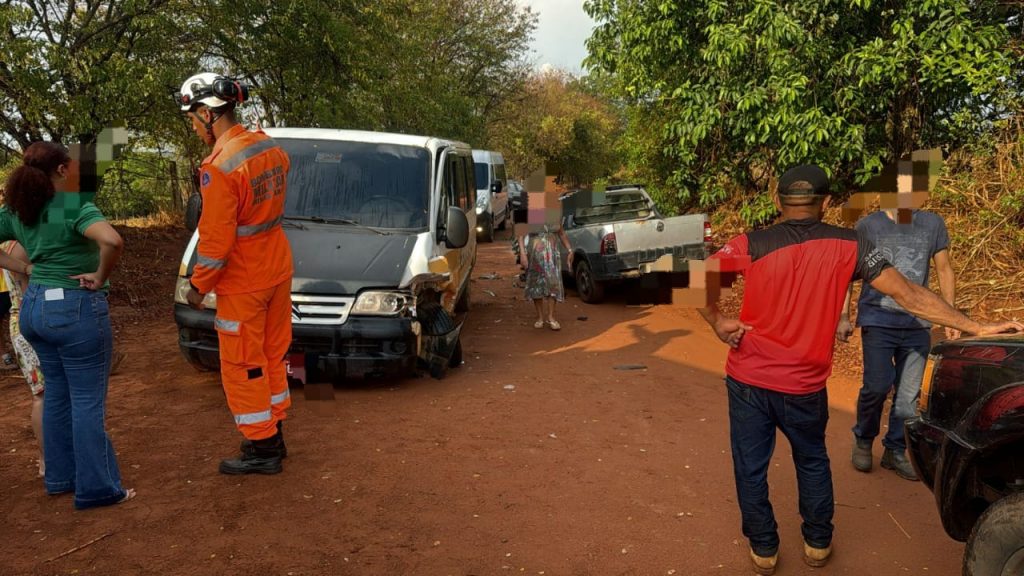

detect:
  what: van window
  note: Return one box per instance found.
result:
[569,191,654,226]
[461,157,475,209]
[494,163,506,185]
[474,162,489,191]
[277,139,430,229]
[451,156,467,210]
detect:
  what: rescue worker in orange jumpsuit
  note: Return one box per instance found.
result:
[179,72,294,475]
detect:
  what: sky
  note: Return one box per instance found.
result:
[522,0,598,75]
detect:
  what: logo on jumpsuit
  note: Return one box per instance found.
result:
[201,172,211,187]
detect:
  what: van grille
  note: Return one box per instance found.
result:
[291,294,354,325]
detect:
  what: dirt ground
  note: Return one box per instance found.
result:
[1,225,964,576]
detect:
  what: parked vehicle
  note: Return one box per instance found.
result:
[175,128,477,381]
[907,335,1024,576]
[472,150,510,242]
[507,179,527,210]
[556,184,711,303]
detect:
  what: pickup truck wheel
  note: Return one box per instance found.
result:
[963,491,1024,576]
[575,259,605,304]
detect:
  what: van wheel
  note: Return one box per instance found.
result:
[448,338,463,368]
[497,208,508,230]
[418,301,457,379]
[479,215,495,243]
[454,283,471,314]
[575,259,605,304]
[963,492,1024,576]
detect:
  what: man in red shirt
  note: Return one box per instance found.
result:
[698,165,1020,575]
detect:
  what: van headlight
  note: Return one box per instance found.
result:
[174,277,217,309]
[352,291,412,316]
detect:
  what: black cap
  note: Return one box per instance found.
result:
[778,165,830,196]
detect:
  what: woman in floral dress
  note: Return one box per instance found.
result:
[1,240,45,476]
[521,197,573,330]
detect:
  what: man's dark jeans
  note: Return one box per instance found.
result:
[726,376,834,557]
[854,325,931,452]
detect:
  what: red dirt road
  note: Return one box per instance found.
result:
[1,227,962,575]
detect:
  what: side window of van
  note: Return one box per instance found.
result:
[494,163,507,189]
[451,156,466,211]
[461,156,475,210]
[438,156,453,230]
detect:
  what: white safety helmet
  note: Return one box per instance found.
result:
[178,72,248,112]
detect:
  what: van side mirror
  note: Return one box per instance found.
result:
[443,206,469,249]
[185,193,202,232]
[490,180,502,195]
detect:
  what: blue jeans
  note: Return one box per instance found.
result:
[726,377,834,556]
[854,326,931,452]
[19,284,126,509]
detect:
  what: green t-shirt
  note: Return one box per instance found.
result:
[0,195,108,290]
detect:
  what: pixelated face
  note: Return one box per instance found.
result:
[514,190,568,237]
[841,149,942,225]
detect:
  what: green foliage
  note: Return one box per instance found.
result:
[487,70,624,186]
[204,0,536,145]
[95,151,182,220]
[584,0,1021,225]
[1,0,537,217]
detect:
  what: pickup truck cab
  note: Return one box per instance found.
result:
[907,335,1024,576]
[558,184,710,303]
[174,128,477,382]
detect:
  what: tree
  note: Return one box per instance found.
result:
[0,1,200,150]
[487,69,623,186]
[205,0,537,145]
[584,0,1019,224]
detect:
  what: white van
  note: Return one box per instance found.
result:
[175,129,477,381]
[471,150,510,242]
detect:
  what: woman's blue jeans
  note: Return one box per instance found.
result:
[20,284,126,509]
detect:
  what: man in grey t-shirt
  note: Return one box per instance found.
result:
[837,208,958,481]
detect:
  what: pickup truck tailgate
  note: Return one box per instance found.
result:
[612,215,706,254]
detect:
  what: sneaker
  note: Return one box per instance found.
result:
[881,448,918,481]
[749,548,778,575]
[803,541,832,567]
[852,436,872,472]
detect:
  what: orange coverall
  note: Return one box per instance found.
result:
[191,124,294,441]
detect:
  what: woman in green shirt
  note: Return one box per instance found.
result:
[0,141,133,509]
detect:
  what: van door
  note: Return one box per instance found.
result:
[492,161,509,224]
[434,150,476,311]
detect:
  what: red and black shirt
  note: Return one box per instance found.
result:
[710,218,891,394]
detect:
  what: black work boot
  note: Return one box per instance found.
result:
[881,448,918,481]
[220,432,286,475]
[852,436,873,472]
[239,421,287,458]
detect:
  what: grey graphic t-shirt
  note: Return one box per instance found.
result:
[856,210,950,329]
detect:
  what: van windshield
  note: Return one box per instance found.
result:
[474,162,489,191]
[277,138,431,230]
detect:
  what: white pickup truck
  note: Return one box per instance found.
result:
[557,185,710,303]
